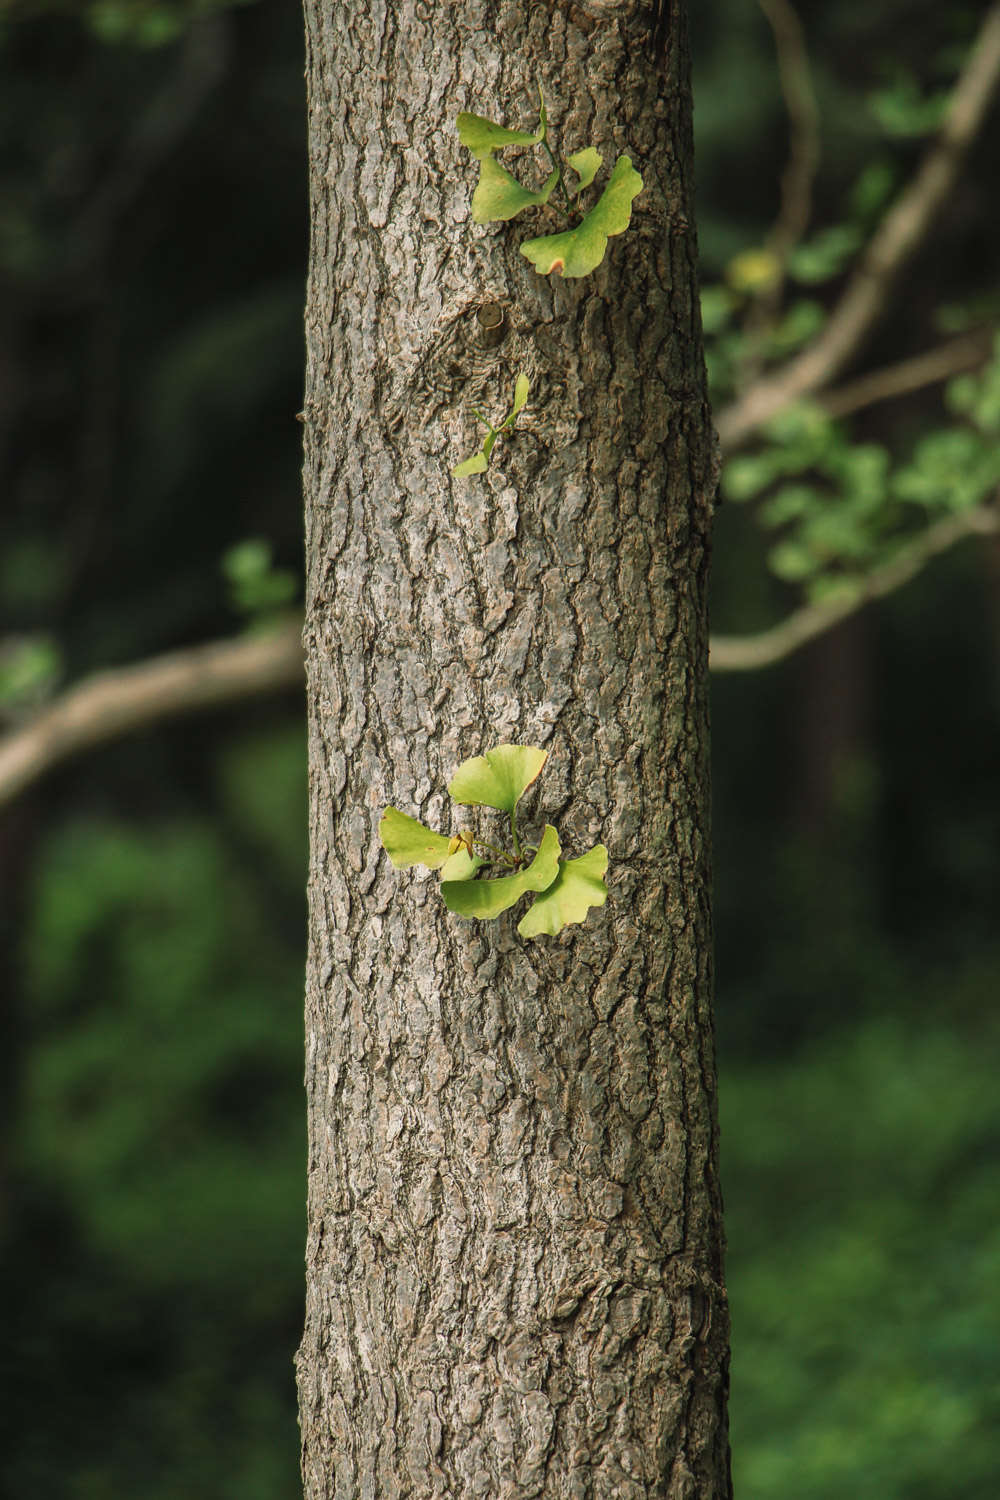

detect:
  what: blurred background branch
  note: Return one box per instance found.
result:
[0,619,302,809]
[711,500,1000,671]
[819,330,994,420]
[717,0,1000,450]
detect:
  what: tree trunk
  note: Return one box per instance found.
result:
[297,3,729,1497]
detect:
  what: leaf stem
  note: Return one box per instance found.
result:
[540,137,573,212]
[472,838,518,865]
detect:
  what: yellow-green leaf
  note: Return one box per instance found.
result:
[567,146,602,194]
[520,154,643,278]
[456,111,543,160]
[379,807,454,870]
[448,744,548,814]
[452,450,489,478]
[471,157,560,225]
[517,844,608,937]
[439,847,485,881]
[441,825,561,920]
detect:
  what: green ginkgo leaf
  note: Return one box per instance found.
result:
[452,450,489,478]
[520,154,643,277]
[456,111,543,159]
[379,807,455,870]
[567,146,602,194]
[471,157,560,224]
[453,374,530,479]
[506,372,530,422]
[440,846,485,881]
[448,744,548,814]
[517,843,609,937]
[441,825,560,920]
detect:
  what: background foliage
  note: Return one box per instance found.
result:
[1,2,998,1496]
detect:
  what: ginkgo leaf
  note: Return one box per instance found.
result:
[517,844,609,937]
[519,155,643,278]
[379,807,455,869]
[441,825,560,920]
[504,372,530,424]
[448,744,548,814]
[471,157,560,224]
[453,374,529,479]
[452,450,489,478]
[439,846,485,881]
[456,111,543,160]
[567,146,602,194]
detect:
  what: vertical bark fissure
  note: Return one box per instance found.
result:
[299,2,729,1497]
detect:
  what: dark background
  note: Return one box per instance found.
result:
[1,3,998,1496]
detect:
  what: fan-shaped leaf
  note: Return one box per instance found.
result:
[379,808,455,870]
[471,157,560,224]
[456,112,543,160]
[520,155,643,278]
[439,846,485,881]
[517,844,608,937]
[567,146,602,194]
[448,744,548,813]
[452,450,489,478]
[441,825,560,920]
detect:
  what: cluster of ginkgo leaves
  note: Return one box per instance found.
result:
[456,88,643,279]
[378,744,608,940]
[450,90,643,477]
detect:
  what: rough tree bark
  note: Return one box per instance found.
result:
[297,2,730,1497]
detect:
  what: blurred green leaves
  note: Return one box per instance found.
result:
[221,537,298,622]
[725,1019,1000,1500]
[0,634,61,711]
[83,0,256,48]
[715,346,1000,602]
[6,722,307,1500]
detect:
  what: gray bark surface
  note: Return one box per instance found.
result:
[298,2,730,1496]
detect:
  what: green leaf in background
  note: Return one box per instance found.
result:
[0,634,61,709]
[945,338,1000,432]
[441,824,560,920]
[87,0,184,48]
[517,843,608,937]
[222,537,297,617]
[768,539,821,582]
[520,154,643,277]
[787,224,863,284]
[471,157,560,224]
[869,73,950,138]
[850,159,897,221]
[567,146,602,194]
[448,743,548,814]
[378,808,456,870]
[726,247,782,294]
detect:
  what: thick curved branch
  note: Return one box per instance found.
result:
[0,618,303,810]
[717,2,1000,451]
[820,330,994,419]
[709,505,999,672]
